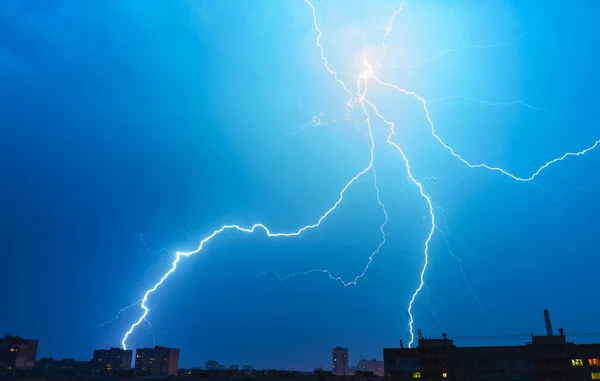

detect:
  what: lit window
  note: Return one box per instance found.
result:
[591,373,600,380]
[413,372,421,379]
[442,373,447,378]
[590,359,600,366]
[572,359,584,366]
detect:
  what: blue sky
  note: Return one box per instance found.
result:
[1,0,600,371]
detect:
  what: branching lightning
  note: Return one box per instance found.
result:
[258,168,388,288]
[371,75,600,183]
[378,0,406,69]
[364,96,436,348]
[381,31,532,70]
[100,300,142,328]
[120,162,373,349]
[424,285,446,327]
[429,95,554,115]
[114,0,599,351]
[437,228,487,321]
[144,319,156,347]
[304,0,355,107]
[300,112,351,132]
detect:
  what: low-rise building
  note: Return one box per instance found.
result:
[0,335,38,371]
[357,359,384,377]
[384,311,600,380]
[384,332,600,380]
[134,345,179,376]
[92,347,132,373]
[35,358,92,375]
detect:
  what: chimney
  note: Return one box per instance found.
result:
[544,309,554,336]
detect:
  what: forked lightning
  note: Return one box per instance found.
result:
[113,0,598,350]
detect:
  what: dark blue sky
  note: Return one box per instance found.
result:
[1,0,600,371]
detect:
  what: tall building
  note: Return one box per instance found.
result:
[205,360,219,370]
[134,346,179,376]
[333,346,349,376]
[384,311,600,380]
[92,347,132,373]
[0,335,38,370]
[357,358,384,377]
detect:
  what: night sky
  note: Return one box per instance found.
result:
[2,0,600,371]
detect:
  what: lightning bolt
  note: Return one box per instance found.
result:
[116,0,599,352]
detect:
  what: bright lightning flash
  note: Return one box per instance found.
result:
[116,0,599,351]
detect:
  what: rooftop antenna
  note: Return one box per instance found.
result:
[544,309,554,336]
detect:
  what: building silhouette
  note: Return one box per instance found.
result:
[35,357,92,375]
[383,311,600,380]
[333,346,349,376]
[357,358,384,377]
[134,345,179,376]
[91,347,132,373]
[0,335,38,370]
[205,360,219,370]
